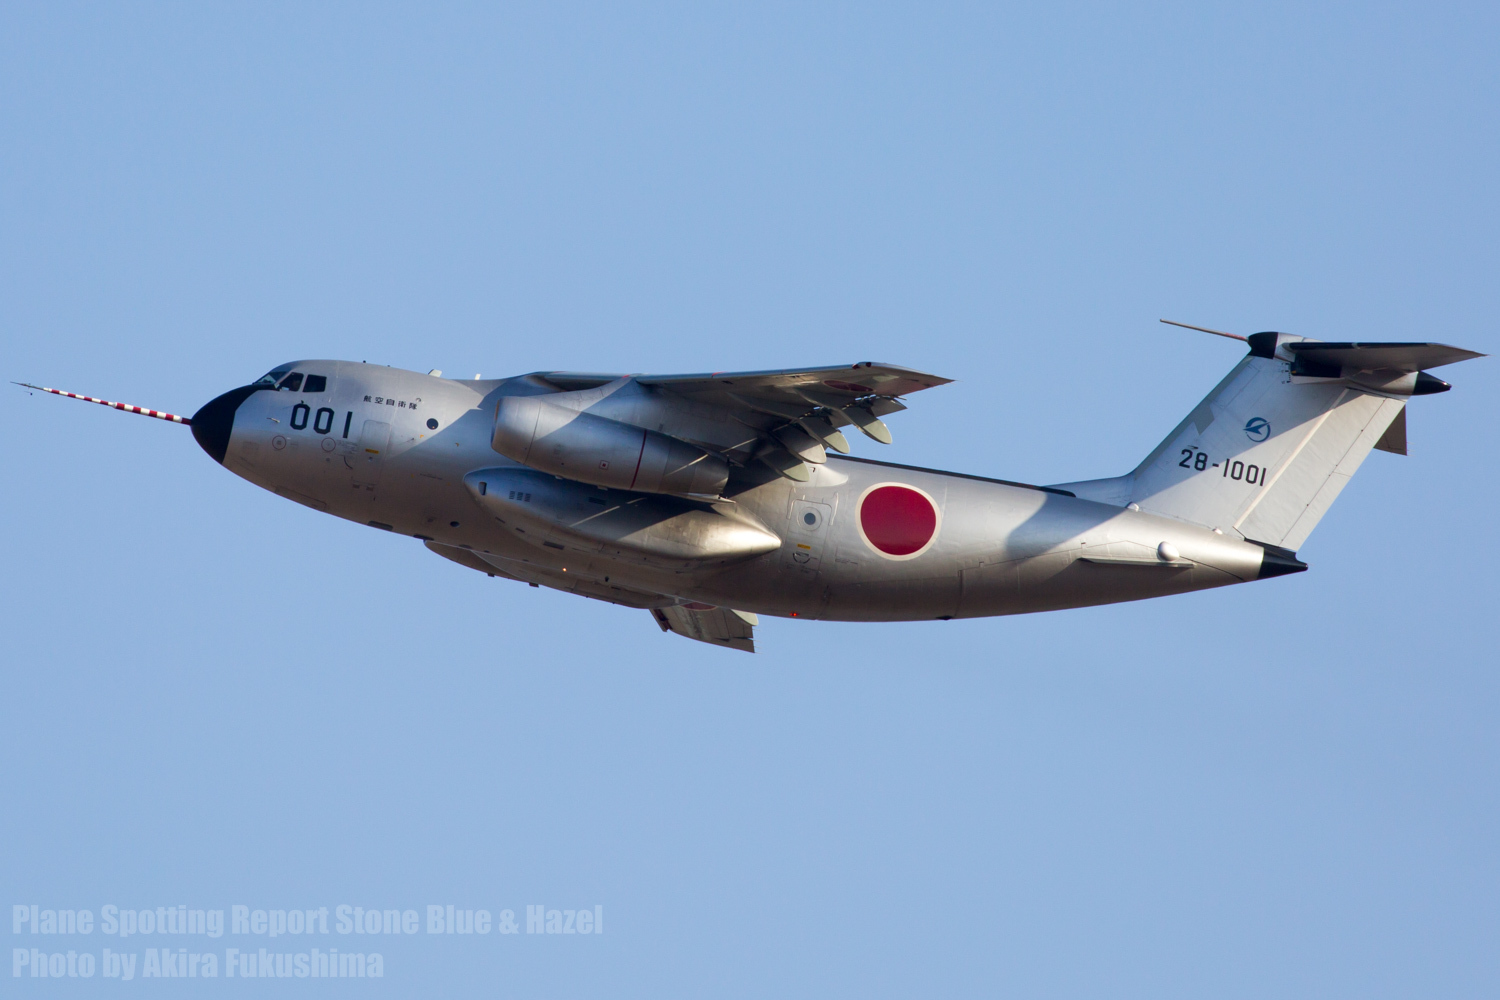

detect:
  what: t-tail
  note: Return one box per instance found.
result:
[1053,331,1485,559]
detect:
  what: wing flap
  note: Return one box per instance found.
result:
[652,604,757,652]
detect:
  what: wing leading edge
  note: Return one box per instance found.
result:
[538,361,950,400]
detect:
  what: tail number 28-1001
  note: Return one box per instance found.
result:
[1180,448,1268,486]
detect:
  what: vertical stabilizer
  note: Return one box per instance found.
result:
[1054,333,1483,550]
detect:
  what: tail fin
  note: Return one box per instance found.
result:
[1055,333,1484,550]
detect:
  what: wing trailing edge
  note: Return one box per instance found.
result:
[652,604,758,653]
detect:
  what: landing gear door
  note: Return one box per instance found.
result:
[784,499,833,574]
[352,419,391,490]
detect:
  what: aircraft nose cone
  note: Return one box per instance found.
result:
[191,385,260,464]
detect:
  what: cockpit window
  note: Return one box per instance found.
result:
[303,374,327,393]
[253,368,291,387]
[278,372,304,391]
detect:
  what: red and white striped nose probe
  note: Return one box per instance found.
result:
[13,382,193,425]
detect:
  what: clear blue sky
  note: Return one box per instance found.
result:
[4,3,1497,996]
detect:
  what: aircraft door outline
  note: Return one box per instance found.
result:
[784,499,833,574]
[352,419,391,491]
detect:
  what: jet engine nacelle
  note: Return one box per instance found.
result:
[491,395,729,496]
[463,468,780,569]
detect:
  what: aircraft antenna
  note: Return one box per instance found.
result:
[12,382,193,425]
[1159,318,1249,343]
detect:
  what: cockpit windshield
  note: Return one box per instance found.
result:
[253,368,291,387]
[252,369,306,391]
[252,367,330,392]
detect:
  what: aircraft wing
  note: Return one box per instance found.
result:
[536,363,952,473]
[432,538,760,651]
[651,604,758,653]
[539,362,950,400]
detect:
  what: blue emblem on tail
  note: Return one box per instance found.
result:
[1244,417,1271,442]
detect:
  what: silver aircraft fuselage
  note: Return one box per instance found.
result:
[194,360,1291,622]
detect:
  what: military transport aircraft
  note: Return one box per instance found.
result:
[20,322,1482,652]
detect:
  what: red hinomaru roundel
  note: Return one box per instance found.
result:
[857,484,939,558]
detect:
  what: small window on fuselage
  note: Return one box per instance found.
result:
[303,374,327,392]
[278,372,304,391]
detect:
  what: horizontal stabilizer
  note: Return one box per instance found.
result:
[1282,341,1484,372]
